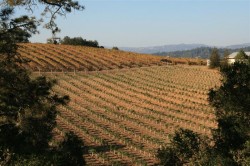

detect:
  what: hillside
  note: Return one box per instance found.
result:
[18,43,163,72]
[119,43,250,54]
[120,44,207,54]
[154,46,250,58]
[20,43,221,165]
[37,65,221,165]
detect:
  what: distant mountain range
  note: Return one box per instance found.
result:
[120,44,207,54]
[119,43,250,55]
[155,46,250,59]
[225,43,250,49]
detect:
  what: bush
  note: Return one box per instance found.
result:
[61,36,99,48]
[209,48,220,68]
[112,46,119,50]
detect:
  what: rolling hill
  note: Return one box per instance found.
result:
[120,44,207,54]
[18,43,163,72]
[45,65,220,165]
[19,43,221,165]
[154,46,250,59]
[119,43,250,55]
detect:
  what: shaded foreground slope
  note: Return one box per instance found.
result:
[37,65,221,165]
[18,43,163,72]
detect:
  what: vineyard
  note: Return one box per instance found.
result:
[18,43,207,72]
[33,65,221,166]
[18,43,163,71]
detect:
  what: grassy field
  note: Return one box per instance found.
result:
[33,65,221,166]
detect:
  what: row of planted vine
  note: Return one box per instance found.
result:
[40,65,221,165]
[18,43,163,72]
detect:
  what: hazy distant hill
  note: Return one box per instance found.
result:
[154,46,250,59]
[119,43,250,54]
[120,44,207,54]
[225,43,250,49]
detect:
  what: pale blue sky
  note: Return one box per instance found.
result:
[16,0,250,47]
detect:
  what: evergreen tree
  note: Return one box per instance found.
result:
[235,49,248,59]
[60,36,99,48]
[235,49,249,64]
[209,47,220,68]
[221,49,230,67]
[112,46,119,50]
[157,129,205,166]
[209,62,250,164]
[57,132,86,166]
[157,62,250,165]
[1,1,86,165]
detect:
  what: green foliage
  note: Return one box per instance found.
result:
[235,50,249,64]
[0,7,37,61]
[8,132,86,166]
[209,48,220,68]
[209,62,250,162]
[220,49,230,67]
[157,129,204,166]
[1,1,86,165]
[9,154,59,166]
[60,36,99,48]
[0,75,69,153]
[57,132,86,166]
[4,0,84,33]
[112,46,119,50]
[235,49,248,59]
[157,62,250,165]
[47,37,61,44]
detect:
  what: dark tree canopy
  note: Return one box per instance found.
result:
[209,47,220,68]
[209,62,250,153]
[221,49,230,67]
[60,36,99,48]
[235,49,249,64]
[112,46,119,50]
[1,1,86,165]
[157,129,205,166]
[57,132,86,166]
[157,62,250,165]
[3,0,84,33]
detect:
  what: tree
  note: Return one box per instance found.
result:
[57,132,86,166]
[209,62,250,164]
[221,49,230,67]
[235,49,249,64]
[157,129,204,166]
[4,0,84,33]
[235,49,248,59]
[112,46,119,50]
[1,1,86,165]
[209,47,220,68]
[60,36,99,48]
[157,62,250,165]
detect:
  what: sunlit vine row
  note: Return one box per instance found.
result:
[18,43,164,72]
[36,65,222,165]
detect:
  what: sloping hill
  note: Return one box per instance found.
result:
[18,43,163,72]
[19,43,220,165]
[155,46,250,58]
[40,65,221,165]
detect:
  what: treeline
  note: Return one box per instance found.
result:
[155,46,250,58]
[48,36,104,48]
